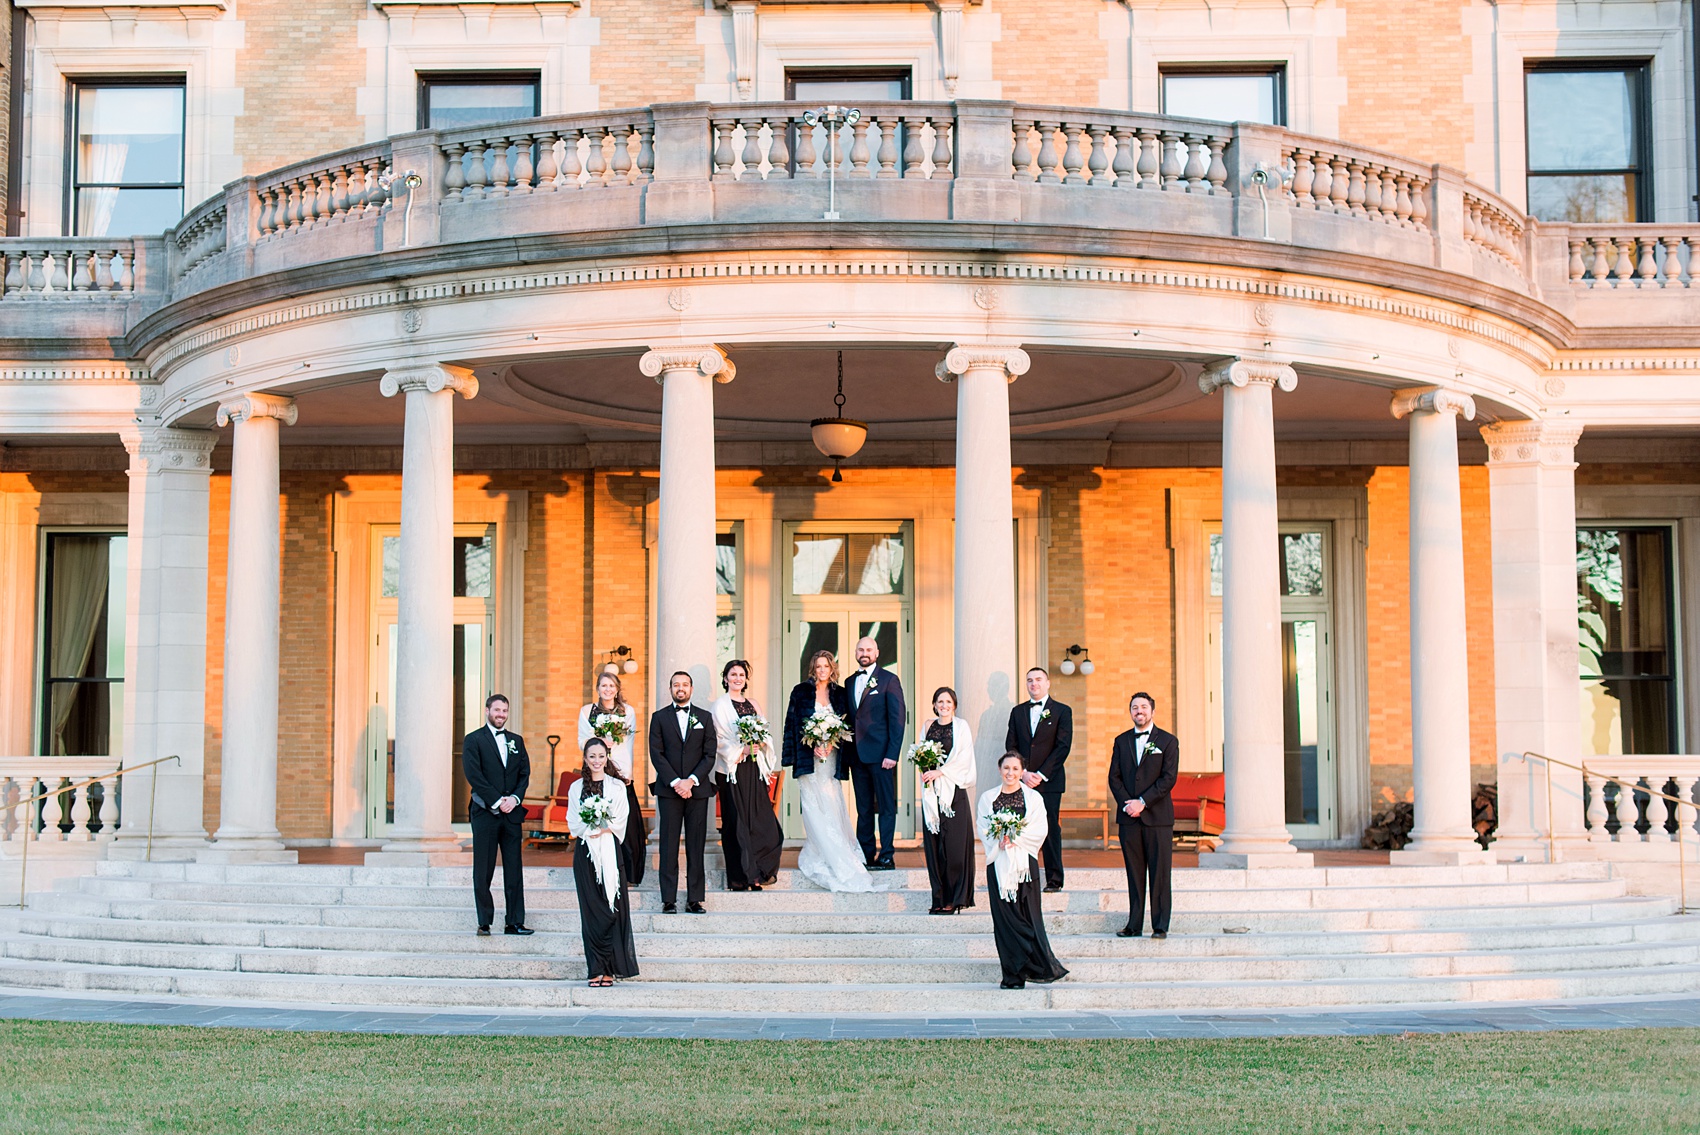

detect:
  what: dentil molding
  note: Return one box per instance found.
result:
[1197,357,1298,395]
[1390,386,1477,421]
[379,364,479,400]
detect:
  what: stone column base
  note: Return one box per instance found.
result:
[1197,850,1317,870]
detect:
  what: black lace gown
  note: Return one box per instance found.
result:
[724,698,784,887]
[921,720,975,911]
[986,790,1068,988]
[572,779,639,980]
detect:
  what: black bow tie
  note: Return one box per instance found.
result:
[1135,731,1149,739]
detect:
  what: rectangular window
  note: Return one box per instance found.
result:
[791,532,906,596]
[716,524,743,674]
[1161,66,1285,126]
[1578,526,1676,754]
[785,68,912,103]
[1525,62,1650,223]
[69,79,185,237]
[418,73,540,131]
[39,532,127,756]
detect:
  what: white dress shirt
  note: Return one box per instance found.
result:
[1027,697,1049,735]
[676,704,693,739]
[487,724,508,768]
[852,667,875,707]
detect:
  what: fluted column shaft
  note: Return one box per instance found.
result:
[642,346,735,701]
[377,364,478,858]
[207,394,298,860]
[1392,386,1492,863]
[1197,359,1310,868]
[938,344,1030,790]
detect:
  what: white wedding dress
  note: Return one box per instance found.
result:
[795,747,883,893]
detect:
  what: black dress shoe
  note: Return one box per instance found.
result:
[760,875,779,887]
[686,901,706,914]
[1152,930,1168,940]
[728,883,750,892]
[476,926,491,937]
[504,925,534,936]
[1000,980,1026,990]
[662,902,678,914]
[1043,884,1063,893]
[1116,925,1141,938]
[868,858,896,871]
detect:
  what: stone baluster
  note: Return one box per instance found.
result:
[711,118,736,181]
[1290,150,1314,207]
[1136,127,1159,189]
[488,139,512,197]
[1615,778,1643,842]
[635,122,655,184]
[26,250,46,292]
[69,782,93,841]
[1362,166,1383,221]
[1309,154,1334,212]
[49,251,68,291]
[1635,237,1659,288]
[331,165,350,218]
[1011,120,1034,181]
[900,114,926,178]
[364,156,388,212]
[349,163,371,215]
[588,127,612,187]
[1589,237,1613,286]
[2,252,19,296]
[441,143,467,201]
[1568,239,1587,285]
[1660,236,1684,288]
[1059,122,1086,184]
[795,117,819,178]
[737,118,764,181]
[930,116,952,178]
[0,777,14,839]
[315,170,335,225]
[532,131,559,191]
[610,125,633,185]
[282,178,303,231]
[1584,768,1609,840]
[1034,122,1060,184]
[116,249,134,291]
[1159,131,1184,191]
[1380,166,1400,221]
[875,116,900,179]
[71,249,92,292]
[1611,238,1636,286]
[463,142,489,200]
[1182,134,1208,193]
[511,134,535,194]
[1393,173,1413,227]
[1087,125,1111,187]
[767,118,792,180]
[848,118,871,176]
[1345,160,1367,216]
[1111,126,1136,189]
[40,781,65,842]
[1327,156,1350,213]
[1677,775,1699,841]
[562,129,585,188]
[1410,176,1430,230]
[1206,137,1228,196]
[254,189,273,237]
[95,249,115,291]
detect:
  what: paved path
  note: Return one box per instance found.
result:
[0,987,1694,1040]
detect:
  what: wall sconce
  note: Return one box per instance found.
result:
[1058,644,1093,676]
[600,645,640,676]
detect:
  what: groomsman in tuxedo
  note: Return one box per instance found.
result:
[842,636,906,870]
[647,671,717,913]
[463,693,532,936]
[1006,667,1074,891]
[1108,691,1180,939]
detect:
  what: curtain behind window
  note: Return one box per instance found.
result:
[48,537,110,755]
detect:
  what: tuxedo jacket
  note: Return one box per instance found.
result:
[647,703,717,799]
[1107,725,1180,828]
[781,680,852,778]
[841,666,907,776]
[1005,698,1074,795]
[462,727,531,825]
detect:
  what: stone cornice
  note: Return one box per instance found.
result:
[128,426,217,474]
[379,364,478,399]
[0,364,152,384]
[1480,420,1584,467]
[639,346,736,384]
[935,344,1031,383]
[1197,357,1298,395]
[216,393,299,428]
[1390,386,1477,421]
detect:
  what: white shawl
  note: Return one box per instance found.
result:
[711,693,778,784]
[919,718,976,835]
[976,784,1048,901]
[576,702,638,779]
[567,777,628,907]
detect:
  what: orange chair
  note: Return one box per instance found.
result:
[1171,773,1226,843]
[522,771,581,847]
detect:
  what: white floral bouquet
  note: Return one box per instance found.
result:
[985,809,1027,843]
[801,709,852,750]
[577,792,616,831]
[907,739,947,774]
[591,713,631,746]
[735,714,771,755]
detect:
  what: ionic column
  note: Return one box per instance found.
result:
[937,345,1030,791]
[1196,358,1312,869]
[1391,386,1494,864]
[203,394,298,863]
[112,426,218,859]
[640,346,734,701]
[1481,420,1589,860]
[373,364,478,862]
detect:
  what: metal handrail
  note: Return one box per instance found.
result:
[9,755,181,908]
[1520,751,1695,914]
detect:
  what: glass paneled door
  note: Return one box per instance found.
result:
[366,524,496,836]
[1206,524,1338,839]
[779,522,914,840]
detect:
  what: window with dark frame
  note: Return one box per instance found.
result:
[1578,526,1678,756]
[68,78,185,237]
[418,72,541,131]
[39,531,127,758]
[785,68,912,103]
[1525,61,1651,223]
[1160,65,1286,126]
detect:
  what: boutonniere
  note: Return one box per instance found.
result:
[505,738,518,755]
[1038,708,1052,723]
[865,677,879,696]
[1143,741,1161,757]
[687,716,704,731]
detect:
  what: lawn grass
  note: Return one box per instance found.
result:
[1,1019,1694,1134]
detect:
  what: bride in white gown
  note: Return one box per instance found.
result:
[782,650,883,893]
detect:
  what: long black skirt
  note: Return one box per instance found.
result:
[987,858,1069,987]
[730,765,784,886]
[922,786,976,910]
[574,840,638,979]
[621,781,648,886]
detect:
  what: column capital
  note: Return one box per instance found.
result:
[935,344,1031,383]
[1480,419,1584,466]
[216,392,298,428]
[1391,386,1476,421]
[1197,357,1297,395]
[640,345,736,384]
[379,363,479,400]
[128,426,218,474]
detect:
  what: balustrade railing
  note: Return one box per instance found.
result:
[439,112,655,199]
[1584,757,1700,845]
[1011,108,1229,194]
[0,760,120,844]
[710,101,954,182]
[1463,186,1525,268]
[171,197,227,284]
[1281,134,1431,231]
[0,242,139,298]
[1563,224,1700,289]
[253,140,394,241]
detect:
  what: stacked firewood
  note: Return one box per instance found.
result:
[1360,801,1414,850]
[1473,783,1497,849]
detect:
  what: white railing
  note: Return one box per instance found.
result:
[440,112,655,199]
[1463,185,1525,268]
[254,140,393,241]
[712,101,954,182]
[0,242,139,298]
[1012,107,1228,193]
[1564,224,1700,289]
[1584,757,1700,845]
[1282,133,1431,231]
[0,759,120,843]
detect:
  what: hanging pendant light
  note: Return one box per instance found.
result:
[810,350,868,482]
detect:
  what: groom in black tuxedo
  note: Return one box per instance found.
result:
[1006,667,1073,891]
[647,671,717,913]
[463,693,532,936]
[841,636,906,870]
[1108,691,1179,939]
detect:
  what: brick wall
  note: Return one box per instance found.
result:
[988,0,1105,109]
[589,0,701,111]
[1337,0,1472,170]
[231,0,369,176]
[275,472,336,838]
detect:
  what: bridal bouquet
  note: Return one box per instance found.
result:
[591,713,631,747]
[801,709,852,750]
[577,792,616,831]
[907,739,946,774]
[735,714,771,754]
[985,809,1027,843]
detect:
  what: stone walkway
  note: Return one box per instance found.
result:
[1,987,1695,1040]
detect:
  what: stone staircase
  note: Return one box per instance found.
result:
[0,858,1697,1011]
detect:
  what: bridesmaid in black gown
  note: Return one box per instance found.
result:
[711,659,784,890]
[919,686,977,914]
[568,738,638,986]
[977,751,1068,990]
